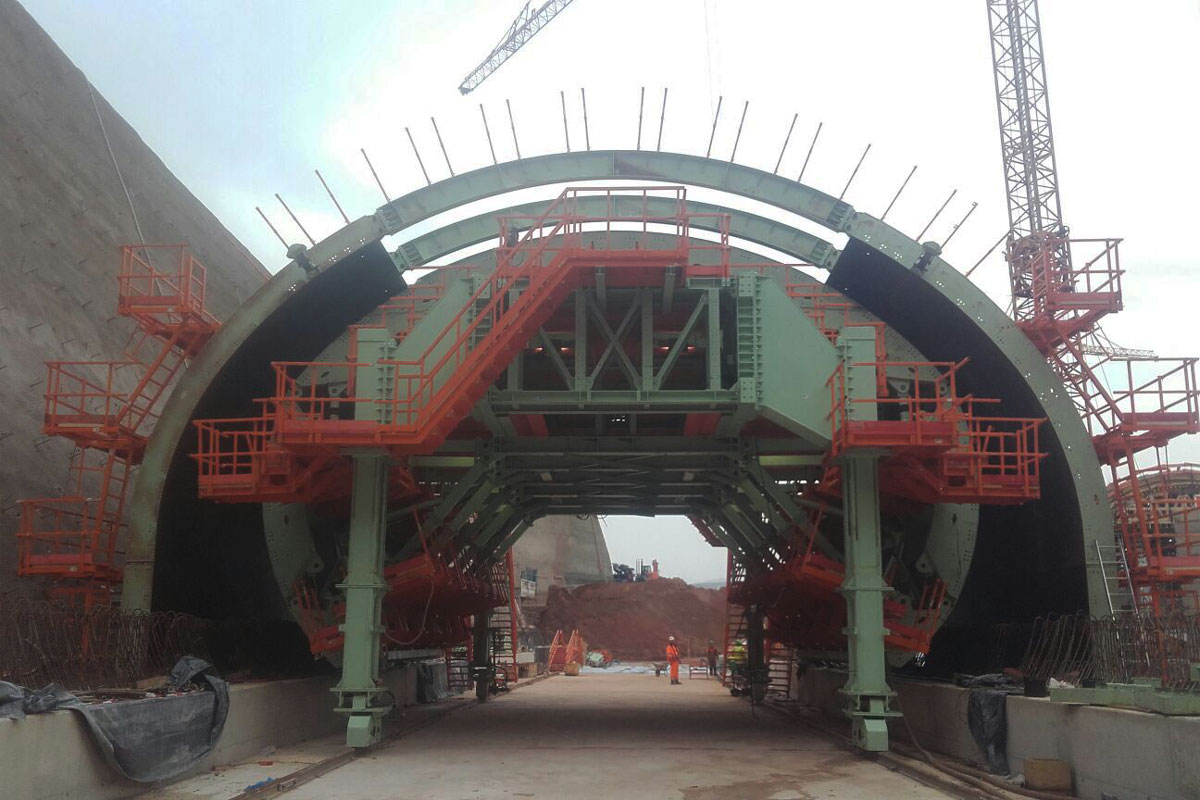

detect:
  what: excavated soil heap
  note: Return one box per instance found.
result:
[537,578,726,661]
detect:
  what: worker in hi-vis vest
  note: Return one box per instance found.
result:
[666,635,681,685]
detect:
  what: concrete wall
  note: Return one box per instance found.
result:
[0,666,423,800]
[794,667,1200,800]
[512,515,612,606]
[1007,695,1200,800]
[0,0,268,599]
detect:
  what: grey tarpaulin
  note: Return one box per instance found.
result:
[416,658,450,703]
[0,656,228,783]
[967,688,1009,775]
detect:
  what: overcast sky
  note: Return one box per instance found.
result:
[22,0,1199,584]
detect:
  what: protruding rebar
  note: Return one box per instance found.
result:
[581,87,591,151]
[705,95,723,158]
[881,165,917,221]
[403,130,430,186]
[636,87,645,150]
[837,143,871,201]
[506,99,522,160]
[560,90,571,153]
[256,206,289,249]
[729,100,749,163]
[361,147,393,201]
[917,189,958,240]
[275,193,315,245]
[480,104,498,165]
[656,88,668,151]
[315,169,350,224]
[774,113,797,174]
[431,117,454,177]
[942,202,979,247]
[797,121,822,183]
[966,231,1008,277]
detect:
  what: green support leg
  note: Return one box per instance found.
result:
[840,453,898,751]
[472,609,492,703]
[745,604,767,704]
[836,325,899,752]
[333,453,393,748]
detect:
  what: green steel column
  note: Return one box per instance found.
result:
[472,609,492,703]
[745,604,767,704]
[837,327,898,752]
[333,452,393,747]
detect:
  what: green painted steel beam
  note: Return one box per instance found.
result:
[334,453,392,747]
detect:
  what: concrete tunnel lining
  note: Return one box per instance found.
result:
[122,150,1106,657]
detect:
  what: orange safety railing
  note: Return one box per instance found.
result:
[547,630,566,672]
[828,360,966,456]
[17,497,123,581]
[1011,235,1124,351]
[383,188,693,434]
[936,401,1045,502]
[117,244,219,352]
[1075,355,1200,458]
[884,579,948,653]
[42,361,141,446]
[828,361,1045,502]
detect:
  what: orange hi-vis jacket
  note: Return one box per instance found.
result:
[666,643,680,663]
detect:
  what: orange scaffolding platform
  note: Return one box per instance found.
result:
[828,359,1045,505]
[18,245,220,607]
[1010,235,1124,355]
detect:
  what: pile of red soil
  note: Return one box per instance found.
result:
[536,578,726,661]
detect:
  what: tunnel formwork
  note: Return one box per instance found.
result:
[114,151,1113,748]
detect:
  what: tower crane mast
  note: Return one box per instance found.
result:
[459,0,577,95]
[988,0,1067,243]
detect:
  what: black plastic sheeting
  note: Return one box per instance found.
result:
[967,688,1010,775]
[0,656,228,783]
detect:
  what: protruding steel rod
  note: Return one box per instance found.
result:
[560,90,571,152]
[276,193,315,245]
[942,201,979,247]
[797,121,822,183]
[581,87,591,151]
[729,100,749,162]
[431,117,454,177]
[837,143,871,201]
[480,104,498,165]
[966,230,1008,277]
[403,130,430,186]
[256,206,289,249]
[636,86,645,150]
[705,95,723,158]
[315,169,350,224]
[774,113,797,174]
[917,189,958,240]
[506,99,522,159]
[656,88,668,151]
[361,147,392,201]
[881,165,917,221]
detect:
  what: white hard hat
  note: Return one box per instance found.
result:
[668,635,676,641]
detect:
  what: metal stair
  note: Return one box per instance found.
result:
[766,642,794,698]
[1095,540,1137,613]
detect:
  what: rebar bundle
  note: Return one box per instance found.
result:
[1018,612,1200,691]
[0,597,209,690]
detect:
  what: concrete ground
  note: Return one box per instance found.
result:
[281,673,950,800]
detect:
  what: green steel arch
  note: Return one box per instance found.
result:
[123,149,1107,626]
